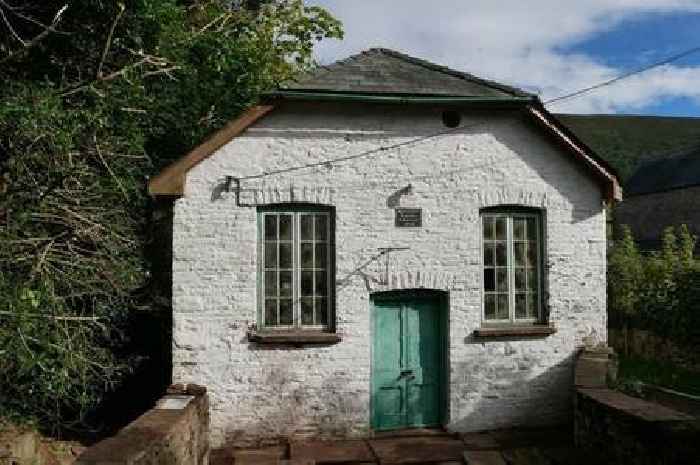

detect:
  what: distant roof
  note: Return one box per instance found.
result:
[625,145,700,196]
[277,48,534,99]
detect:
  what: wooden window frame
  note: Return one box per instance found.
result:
[480,209,544,325]
[257,205,335,331]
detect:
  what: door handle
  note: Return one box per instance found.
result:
[398,369,415,380]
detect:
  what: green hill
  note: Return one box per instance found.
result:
[556,114,700,182]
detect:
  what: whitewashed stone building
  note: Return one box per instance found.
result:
[149,49,621,447]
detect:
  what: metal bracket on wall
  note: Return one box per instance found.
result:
[377,247,410,285]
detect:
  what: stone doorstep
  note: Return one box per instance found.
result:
[290,439,375,464]
[368,436,466,464]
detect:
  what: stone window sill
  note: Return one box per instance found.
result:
[247,330,341,345]
[473,325,556,339]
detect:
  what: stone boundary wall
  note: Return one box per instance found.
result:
[574,347,700,464]
[76,384,209,465]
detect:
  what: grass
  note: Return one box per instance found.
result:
[616,355,700,397]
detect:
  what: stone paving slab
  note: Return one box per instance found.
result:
[460,432,500,451]
[369,436,465,464]
[231,445,287,465]
[290,439,376,464]
[462,451,506,465]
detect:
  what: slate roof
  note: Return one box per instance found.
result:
[625,144,700,196]
[280,48,533,98]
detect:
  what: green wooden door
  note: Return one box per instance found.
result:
[371,291,445,431]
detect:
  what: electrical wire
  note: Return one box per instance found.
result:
[544,45,700,106]
[231,45,700,185]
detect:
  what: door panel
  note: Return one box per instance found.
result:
[372,302,404,430]
[405,301,441,427]
[371,292,444,431]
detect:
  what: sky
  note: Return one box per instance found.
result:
[307,1,700,116]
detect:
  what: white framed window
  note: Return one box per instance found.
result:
[259,207,333,330]
[481,210,543,324]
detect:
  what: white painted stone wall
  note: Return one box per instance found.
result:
[171,102,607,447]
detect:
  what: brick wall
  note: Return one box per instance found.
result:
[171,102,608,446]
[76,384,209,465]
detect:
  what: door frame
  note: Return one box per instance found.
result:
[369,289,449,431]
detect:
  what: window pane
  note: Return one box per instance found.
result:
[527,241,537,267]
[315,271,327,296]
[265,299,277,326]
[279,243,292,269]
[496,242,507,266]
[301,271,313,296]
[279,299,293,325]
[515,293,527,319]
[497,294,509,319]
[315,297,328,326]
[279,271,292,297]
[514,242,525,267]
[514,218,525,240]
[301,243,314,269]
[315,243,327,268]
[527,217,537,240]
[483,216,494,240]
[300,215,314,241]
[315,215,328,241]
[528,269,538,292]
[484,294,496,320]
[528,293,538,318]
[264,271,277,297]
[495,217,506,240]
[279,214,292,240]
[496,268,508,292]
[264,215,277,240]
[301,298,314,325]
[515,268,525,291]
[484,269,495,292]
[264,244,277,269]
[483,242,495,266]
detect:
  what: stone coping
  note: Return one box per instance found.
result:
[577,387,694,422]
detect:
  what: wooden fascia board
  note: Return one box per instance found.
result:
[148,105,275,197]
[526,106,622,202]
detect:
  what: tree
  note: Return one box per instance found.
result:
[0,0,342,435]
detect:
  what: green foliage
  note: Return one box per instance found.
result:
[0,0,341,434]
[608,225,700,347]
[616,355,700,397]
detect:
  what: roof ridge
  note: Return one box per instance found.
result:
[282,47,535,99]
[369,47,533,98]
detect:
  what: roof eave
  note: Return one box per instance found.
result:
[526,105,622,202]
[148,105,275,197]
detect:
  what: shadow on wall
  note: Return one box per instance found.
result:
[448,345,576,433]
[494,123,602,224]
[220,367,367,448]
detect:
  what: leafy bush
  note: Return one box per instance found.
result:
[0,0,341,435]
[608,225,700,348]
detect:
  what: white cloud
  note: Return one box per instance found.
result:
[308,0,700,114]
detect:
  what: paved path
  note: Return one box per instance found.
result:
[211,427,585,465]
